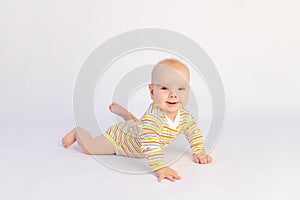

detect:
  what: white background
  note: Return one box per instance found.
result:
[1,0,300,200]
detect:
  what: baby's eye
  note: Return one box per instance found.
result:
[178,87,186,91]
[161,86,169,90]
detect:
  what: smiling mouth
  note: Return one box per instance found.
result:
[167,102,179,105]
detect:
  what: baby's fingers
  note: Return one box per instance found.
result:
[194,157,200,164]
[200,155,213,164]
[173,174,182,180]
[158,174,166,182]
[158,174,181,182]
[200,157,208,164]
[170,172,182,180]
[167,175,176,182]
[207,155,213,163]
[158,174,174,182]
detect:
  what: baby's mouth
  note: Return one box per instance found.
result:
[166,101,179,105]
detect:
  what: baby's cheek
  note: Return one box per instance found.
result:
[179,94,189,106]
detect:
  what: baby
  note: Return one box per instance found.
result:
[62,58,213,182]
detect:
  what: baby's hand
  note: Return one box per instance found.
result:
[193,153,213,164]
[154,167,182,182]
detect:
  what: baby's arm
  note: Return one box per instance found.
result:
[139,115,181,182]
[184,116,213,164]
[140,115,166,171]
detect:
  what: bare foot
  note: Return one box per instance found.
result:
[109,102,137,121]
[62,128,76,148]
[109,102,128,116]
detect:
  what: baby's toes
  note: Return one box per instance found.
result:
[62,138,69,148]
[109,102,116,111]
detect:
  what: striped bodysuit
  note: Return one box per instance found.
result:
[103,102,205,171]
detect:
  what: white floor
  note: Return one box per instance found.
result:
[1,113,299,200]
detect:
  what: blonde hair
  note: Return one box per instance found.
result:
[152,58,190,81]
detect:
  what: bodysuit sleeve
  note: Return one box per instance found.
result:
[183,115,205,154]
[139,114,166,172]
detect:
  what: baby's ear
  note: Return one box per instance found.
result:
[148,84,154,100]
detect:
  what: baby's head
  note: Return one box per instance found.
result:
[149,58,190,119]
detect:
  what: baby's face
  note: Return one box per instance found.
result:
[149,64,190,118]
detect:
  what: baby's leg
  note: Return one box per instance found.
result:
[62,127,115,155]
[109,102,137,121]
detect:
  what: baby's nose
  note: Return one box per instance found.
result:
[169,90,178,98]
